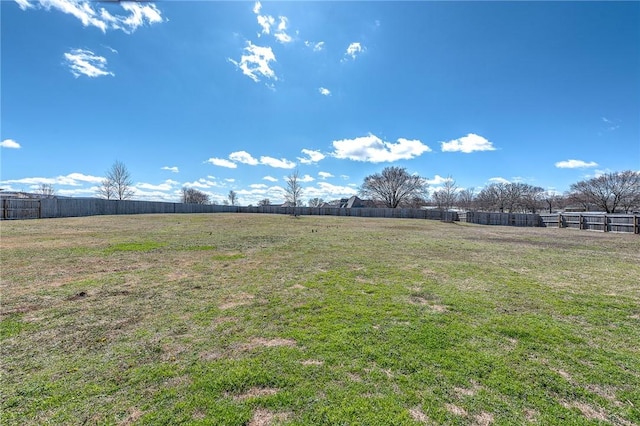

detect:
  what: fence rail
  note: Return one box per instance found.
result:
[0,198,457,221]
[539,213,640,234]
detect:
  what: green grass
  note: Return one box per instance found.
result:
[1,213,639,425]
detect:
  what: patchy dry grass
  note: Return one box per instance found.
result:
[1,213,639,425]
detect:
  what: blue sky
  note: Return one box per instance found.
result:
[2,1,639,205]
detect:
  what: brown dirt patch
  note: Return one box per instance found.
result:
[248,408,289,426]
[120,408,144,425]
[301,359,324,366]
[233,387,279,400]
[409,407,431,424]
[524,408,538,422]
[219,292,255,310]
[290,284,306,290]
[445,403,468,417]
[473,412,494,426]
[454,381,483,398]
[238,337,297,351]
[561,400,609,422]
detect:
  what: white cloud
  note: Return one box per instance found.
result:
[183,178,221,189]
[161,166,179,173]
[65,172,104,184]
[256,13,275,35]
[344,42,364,60]
[488,177,510,184]
[20,0,165,33]
[426,175,452,185]
[1,139,21,149]
[318,171,334,179]
[136,179,179,191]
[260,156,296,169]
[230,150,260,165]
[305,41,325,51]
[332,133,431,163]
[0,172,103,187]
[63,49,114,78]
[15,0,33,10]
[273,17,292,43]
[229,41,277,83]
[441,133,496,153]
[318,87,331,96]
[555,159,599,169]
[298,149,326,164]
[250,183,268,189]
[225,178,235,183]
[253,1,292,43]
[304,181,357,200]
[263,175,278,182]
[298,174,315,183]
[206,157,238,168]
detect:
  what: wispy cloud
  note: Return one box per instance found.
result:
[441,133,496,153]
[229,41,277,83]
[555,159,599,169]
[344,42,364,60]
[426,175,452,185]
[488,177,510,184]
[318,87,331,96]
[263,176,278,182]
[161,166,179,173]
[305,41,325,51]
[601,116,620,131]
[136,179,179,191]
[253,1,292,43]
[15,0,33,10]
[318,171,334,179]
[17,0,165,33]
[298,149,326,164]
[63,49,114,78]
[332,134,431,163]
[1,139,21,149]
[230,150,260,165]
[298,174,315,183]
[1,172,103,186]
[206,157,238,168]
[260,156,296,169]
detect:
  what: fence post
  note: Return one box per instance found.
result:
[579,214,584,230]
[2,198,6,220]
[635,215,639,234]
[603,214,608,232]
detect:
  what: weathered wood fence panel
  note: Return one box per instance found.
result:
[539,213,640,234]
[463,211,541,227]
[2,199,40,219]
[1,198,457,221]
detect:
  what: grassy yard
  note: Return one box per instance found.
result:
[1,213,639,425]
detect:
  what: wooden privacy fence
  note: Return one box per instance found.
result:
[0,198,457,221]
[539,213,640,234]
[3,198,638,233]
[461,211,541,227]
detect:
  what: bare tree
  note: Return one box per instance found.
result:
[458,188,476,211]
[228,190,238,206]
[569,170,640,213]
[100,161,134,200]
[97,177,115,200]
[258,198,271,206]
[308,197,324,208]
[37,183,55,198]
[359,166,429,208]
[181,187,210,204]
[285,169,303,207]
[431,177,458,210]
